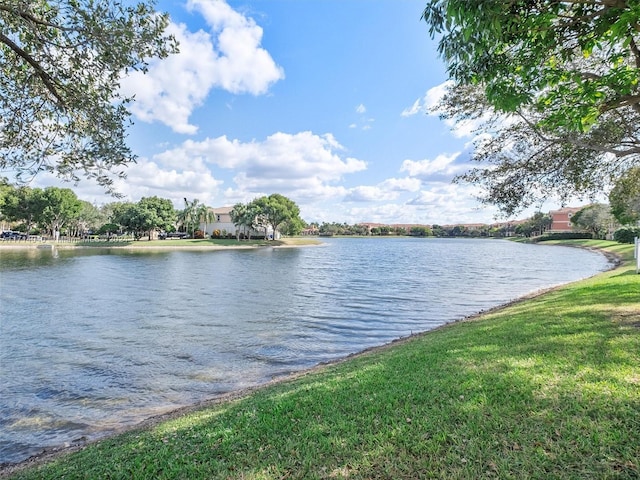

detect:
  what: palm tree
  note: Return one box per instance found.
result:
[230,202,248,240]
[198,205,215,237]
[180,198,201,237]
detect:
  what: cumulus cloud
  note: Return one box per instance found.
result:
[400,98,422,117]
[121,24,215,134]
[156,131,365,179]
[400,152,467,180]
[402,81,508,141]
[344,186,399,202]
[401,81,452,117]
[149,131,366,202]
[379,177,422,192]
[107,159,224,206]
[402,183,491,223]
[32,158,224,208]
[339,176,420,203]
[120,0,284,134]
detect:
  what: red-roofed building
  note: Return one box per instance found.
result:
[549,207,584,231]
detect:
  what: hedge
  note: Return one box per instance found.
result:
[613,227,640,244]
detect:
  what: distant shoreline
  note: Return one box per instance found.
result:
[0,237,323,251]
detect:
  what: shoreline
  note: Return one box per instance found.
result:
[0,240,623,477]
[0,238,323,252]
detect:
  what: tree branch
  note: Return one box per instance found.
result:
[0,32,65,107]
[0,5,76,32]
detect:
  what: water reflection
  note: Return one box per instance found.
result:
[0,238,611,463]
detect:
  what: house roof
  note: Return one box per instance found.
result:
[549,206,584,215]
[210,206,234,214]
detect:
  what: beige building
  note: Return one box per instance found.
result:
[199,206,278,239]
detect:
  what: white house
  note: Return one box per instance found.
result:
[199,206,279,239]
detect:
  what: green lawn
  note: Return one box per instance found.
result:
[5,241,639,479]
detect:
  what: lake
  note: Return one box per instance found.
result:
[0,237,612,464]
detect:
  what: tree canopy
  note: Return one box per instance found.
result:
[571,203,616,239]
[230,195,304,239]
[609,167,640,225]
[40,186,83,236]
[230,202,257,240]
[0,0,176,191]
[422,1,640,215]
[253,194,303,239]
[113,196,175,239]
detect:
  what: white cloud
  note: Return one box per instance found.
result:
[157,131,365,180]
[120,0,284,134]
[339,176,420,204]
[148,131,366,204]
[344,186,399,202]
[401,81,452,117]
[402,81,509,141]
[400,152,465,179]
[121,23,215,134]
[400,98,422,117]
[379,177,421,192]
[401,181,509,224]
[30,158,224,209]
[108,159,224,207]
[351,104,374,130]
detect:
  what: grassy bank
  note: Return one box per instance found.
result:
[5,241,639,479]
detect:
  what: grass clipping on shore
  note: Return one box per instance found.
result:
[9,242,640,479]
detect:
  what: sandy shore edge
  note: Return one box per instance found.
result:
[0,238,323,252]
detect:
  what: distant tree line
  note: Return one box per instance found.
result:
[312,204,637,242]
[314,221,520,238]
[1,180,636,243]
[0,182,304,241]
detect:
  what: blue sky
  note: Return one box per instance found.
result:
[39,0,571,224]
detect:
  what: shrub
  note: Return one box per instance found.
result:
[534,232,593,242]
[194,230,205,239]
[613,227,640,244]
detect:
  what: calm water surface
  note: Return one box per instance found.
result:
[0,238,611,463]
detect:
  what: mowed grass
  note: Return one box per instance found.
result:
[6,241,639,479]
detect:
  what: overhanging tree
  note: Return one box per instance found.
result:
[422,1,640,215]
[0,0,177,191]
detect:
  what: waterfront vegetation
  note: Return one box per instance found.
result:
[4,240,638,479]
